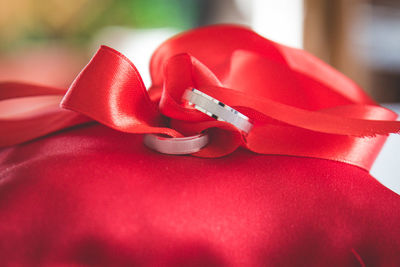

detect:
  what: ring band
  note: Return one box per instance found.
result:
[182,88,253,134]
[143,88,251,155]
[143,133,209,155]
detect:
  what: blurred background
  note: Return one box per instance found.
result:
[1,0,399,191]
[1,0,399,101]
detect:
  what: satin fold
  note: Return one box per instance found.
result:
[0,25,399,170]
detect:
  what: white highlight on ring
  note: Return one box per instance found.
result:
[143,133,209,155]
[182,88,253,134]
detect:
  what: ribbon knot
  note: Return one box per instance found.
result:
[1,25,400,171]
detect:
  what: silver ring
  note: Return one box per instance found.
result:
[143,133,209,155]
[182,88,253,134]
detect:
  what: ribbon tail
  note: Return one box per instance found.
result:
[200,86,400,137]
[0,82,66,100]
[61,45,182,138]
[0,82,90,147]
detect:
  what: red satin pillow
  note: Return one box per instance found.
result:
[1,24,400,267]
[1,124,399,266]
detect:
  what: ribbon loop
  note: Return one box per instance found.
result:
[1,25,400,171]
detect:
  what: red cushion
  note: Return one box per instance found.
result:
[1,124,399,266]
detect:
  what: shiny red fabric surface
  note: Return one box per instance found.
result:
[1,25,400,169]
[1,125,400,266]
[1,25,400,266]
[60,25,400,169]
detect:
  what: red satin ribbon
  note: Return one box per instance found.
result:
[1,25,399,171]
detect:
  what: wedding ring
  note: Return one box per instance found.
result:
[182,88,253,134]
[144,88,251,155]
[143,133,209,155]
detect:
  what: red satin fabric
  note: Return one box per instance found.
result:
[61,25,400,170]
[1,124,400,266]
[1,25,400,266]
[0,82,89,147]
[2,25,399,170]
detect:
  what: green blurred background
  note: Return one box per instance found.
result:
[0,0,201,51]
[1,0,399,102]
